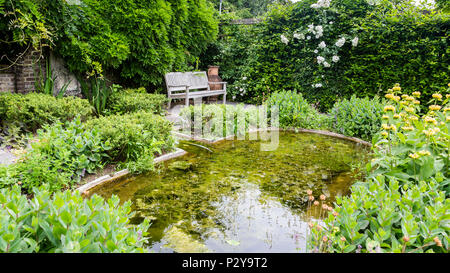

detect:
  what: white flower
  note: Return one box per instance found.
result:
[317,56,325,64]
[335,37,346,47]
[329,21,333,25]
[232,95,236,100]
[310,0,330,8]
[323,61,330,68]
[352,37,359,47]
[242,77,247,80]
[332,55,340,62]
[314,83,323,88]
[314,49,318,54]
[318,41,326,49]
[293,33,305,40]
[281,34,289,45]
[307,36,311,40]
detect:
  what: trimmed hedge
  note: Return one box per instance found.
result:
[106,87,168,115]
[0,92,94,134]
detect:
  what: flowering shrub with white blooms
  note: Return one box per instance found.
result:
[279,0,359,89]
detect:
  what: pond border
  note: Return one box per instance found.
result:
[174,127,372,147]
[76,148,187,196]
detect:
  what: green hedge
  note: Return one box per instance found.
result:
[107,88,168,115]
[0,185,150,253]
[205,1,449,111]
[0,92,94,134]
[85,111,175,173]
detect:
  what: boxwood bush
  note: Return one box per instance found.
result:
[0,185,150,253]
[0,92,94,135]
[106,87,168,115]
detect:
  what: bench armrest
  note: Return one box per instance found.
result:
[208,81,227,85]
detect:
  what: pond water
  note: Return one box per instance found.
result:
[92,131,370,253]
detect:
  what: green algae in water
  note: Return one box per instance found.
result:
[93,131,370,253]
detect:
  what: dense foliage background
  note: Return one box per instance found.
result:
[203,0,449,111]
[0,0,219,89]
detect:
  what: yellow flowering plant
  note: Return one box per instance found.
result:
[309,84,449,253]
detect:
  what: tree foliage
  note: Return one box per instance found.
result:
[0,0,219,89]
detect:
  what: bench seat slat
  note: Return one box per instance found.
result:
[170,90,226,98]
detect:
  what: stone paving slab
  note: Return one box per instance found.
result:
[0,149,16,166]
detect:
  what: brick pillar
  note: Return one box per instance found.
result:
[14,49,44,94]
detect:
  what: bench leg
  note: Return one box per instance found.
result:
[168,98,171,110]
[223,93,227,104]
[185,96,189,106]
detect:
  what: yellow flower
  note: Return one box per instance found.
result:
[418,150,431,156]
[409,116,419,121]
[382,115,389,120]
[393,114,400,119]
[393,96,400,101]
[390,124,397,131]
[401,126,414,131]
[400,101,409,106]
[432,93,443,100]
[405,107,414,113]
[443,107,449,113]
[409,153,419,159]
[413,100,420,105]
[412,91,421,97]
[405,96,414,101]
[381,131,388,137]
[424,116,437,125]
[385,93,394,99]
[446,94,450,99]
[447,116,450,122]
[429,105,441,111]
[393,85,401,92]
[384,105,395,112]
[382,124,391,130]
[401,94,408,99]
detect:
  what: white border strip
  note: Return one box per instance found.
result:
[76,148,187,195]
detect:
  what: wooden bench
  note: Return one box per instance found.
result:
[164,71,227,109]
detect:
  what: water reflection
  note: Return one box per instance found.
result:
[92,132,370,253]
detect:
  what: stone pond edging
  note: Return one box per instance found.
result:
[76,148,187,196]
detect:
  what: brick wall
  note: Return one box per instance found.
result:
[0,49,44,94]
[0,66,15,93]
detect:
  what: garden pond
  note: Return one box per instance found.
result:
[91,131,370,252]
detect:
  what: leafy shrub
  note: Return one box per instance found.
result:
[2,117,109,192]
[308,85,450,253]
[0,185,150,253]
[308,176,448,253]
[107,87,168,115]
[265,91,331,130]
[0,92,94,136]
[330,95,384,141]
[179,103,262,140]
[85,111,175,173]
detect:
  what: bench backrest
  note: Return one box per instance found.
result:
[165,71,210,94]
